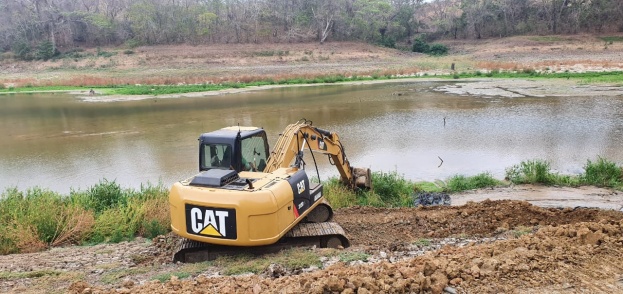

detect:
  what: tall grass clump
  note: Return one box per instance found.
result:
[505,159,554,185]
[582,157,622,188]
[446,173,501,192]
[323,179,358,208]
[0,187,95,254]
[370,171,415,207]
[325,171,415,208]
[85,181,169,243]
[0,180,170,254]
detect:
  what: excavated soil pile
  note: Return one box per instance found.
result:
[60,200,623,294]
[69,218,623,293]
[336,199,623,249]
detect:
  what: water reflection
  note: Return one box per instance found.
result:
[1,82,622,193]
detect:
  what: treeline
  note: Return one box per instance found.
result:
[0,0,622,53]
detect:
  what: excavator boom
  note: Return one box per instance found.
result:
[265,120,372,189]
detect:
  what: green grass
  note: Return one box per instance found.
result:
[582,157,623,188]
[213,248,321,275]
[599,36,623,43]
[325,171,416,208]
[414,181,445,193]
[4,71,623,96]
[445,173,502,192]
[505,158,623,188]
[149,261,212,282]
[152,272,191,283]
[447,70,623,81]
[0,270,62,280]
[413,238,432,246]
[326,171,502,208]
[0,85,93,93]
[505,159,554,185]
[338,251,370,263]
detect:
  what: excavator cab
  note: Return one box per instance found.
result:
[198,126,269,173]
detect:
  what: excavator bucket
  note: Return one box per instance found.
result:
[353,167,372,190]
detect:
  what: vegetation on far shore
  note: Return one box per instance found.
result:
[1,157,621,255]
[2,70,622,96]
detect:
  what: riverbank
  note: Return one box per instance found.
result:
[2,73,622,103]
[1,35,623,92]
[2,158,621,255]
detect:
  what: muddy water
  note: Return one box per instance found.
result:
[1,81,623,193]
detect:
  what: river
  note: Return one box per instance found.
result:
[1,81,622,194]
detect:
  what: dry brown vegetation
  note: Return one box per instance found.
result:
[2,35,622,89]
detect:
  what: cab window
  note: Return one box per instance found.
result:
[241,135,268,171]
[202,144,232,169]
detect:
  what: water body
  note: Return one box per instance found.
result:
[1,81,622,194]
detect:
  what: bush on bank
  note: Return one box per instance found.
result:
[504,157,623,188]
[0,179,169,255]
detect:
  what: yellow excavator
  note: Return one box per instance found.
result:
[169,120,372,262]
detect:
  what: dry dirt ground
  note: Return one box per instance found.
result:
[2,194,623,294]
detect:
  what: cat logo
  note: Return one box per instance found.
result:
[296,179,306,194]
[185,204,237,239]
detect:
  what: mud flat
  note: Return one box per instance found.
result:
[435,79,623,98]
[452,185,623,211]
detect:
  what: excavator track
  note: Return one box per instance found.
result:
[173,221,350,263]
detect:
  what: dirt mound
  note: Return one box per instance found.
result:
[336,200,623,249]
[69,218,623,294]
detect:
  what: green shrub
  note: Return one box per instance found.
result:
[582,157,622,187]
[428,43,448,56]
[96,47,116,58]
[379,37,396,48]
[85,179,126,214]
[446,173,500,192]
[142,220,168,239]
[412,37,430,53]
[124,39,141,49]
[324,179,358,208]
[412,36,448,56]
[369,171,414,207]
[505,159,554,185]
[36,41,58,61]
[12,41,32,60]
[0,187,95,253]
[89,206,136,243]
